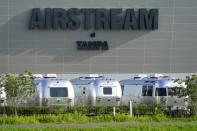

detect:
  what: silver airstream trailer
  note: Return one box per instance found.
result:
[35,74,74,106]
[120,74,154,105]
[120,74,187,109]
[71,74,122,106]
[147,75,187,109]
[71,74,104,106]
[89,79,122,106]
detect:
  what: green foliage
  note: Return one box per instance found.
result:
[133,104,156,116]
[0,71,35,114]
[3,70,34,98]
[175,75,197,115]
[0,105,193,118]
[184,75,197,103]
[0,105,196,125]
[66,105,157,116]
[0,114,197,125]
[0,106,51,115]
[2,70,35,109]
[177,75,197,102]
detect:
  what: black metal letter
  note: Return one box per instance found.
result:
[123,9,138,30]
[139,8,159,30]
[45,8,52,29]
[67,8,81,30]
[29,8,44,29]
[81,9,94,30]
[53,8,67,29]
[95,9,110,30]
[110,9,123,29]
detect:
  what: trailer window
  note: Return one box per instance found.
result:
[121,85,124,96]
[50,88,68,97]
[155,88,167,96]
[103,87,112,95]
[142,86,146,96]
[142,85,153,96]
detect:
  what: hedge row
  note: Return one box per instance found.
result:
[0,105,194,117]
[0,105,156,115]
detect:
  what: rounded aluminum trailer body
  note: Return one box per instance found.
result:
[71,75,105,106]
[35,78,74,106]
[120,76,187,109]
[90,79,122,106]
[71,79,92,106]
[153,79,170,106]
[34,78,43,106]
[120,79,156,105]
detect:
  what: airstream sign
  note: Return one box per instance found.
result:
[29,8,159,50]
[29,8,158,30]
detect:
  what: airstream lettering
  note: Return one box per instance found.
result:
[29,8,158,30]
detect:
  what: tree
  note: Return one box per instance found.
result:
[178,75,197,115]
[3,70,35,114]
[184,75,197,104]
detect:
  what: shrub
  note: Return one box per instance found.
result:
[0,105,193,118]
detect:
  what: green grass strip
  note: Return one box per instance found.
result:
[0,113,197,125]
